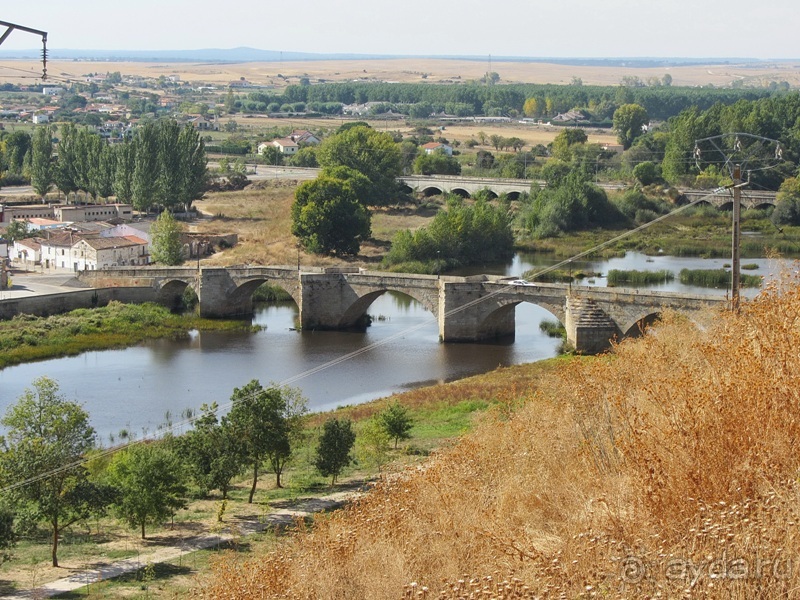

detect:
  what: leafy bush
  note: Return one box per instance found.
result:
[384,198,513,270]
[519,171,623,239]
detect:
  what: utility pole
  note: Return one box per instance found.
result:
[0,20,48,80]
[731,164,742,311]
[693,133,781,312]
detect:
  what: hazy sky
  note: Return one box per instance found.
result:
[1,1,797,58]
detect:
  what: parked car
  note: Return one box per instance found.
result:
[507,279,534,286]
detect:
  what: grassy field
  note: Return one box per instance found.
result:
[4,58,800,88]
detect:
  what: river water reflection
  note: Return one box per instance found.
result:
[0,252,791,439]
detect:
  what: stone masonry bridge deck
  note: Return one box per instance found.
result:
[77,266,728,354]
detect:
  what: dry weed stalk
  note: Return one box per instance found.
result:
[201,274,800,599]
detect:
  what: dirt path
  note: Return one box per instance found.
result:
[0,488,363,599]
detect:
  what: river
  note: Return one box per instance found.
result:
[0,252,791,440]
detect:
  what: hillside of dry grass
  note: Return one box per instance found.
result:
[200,273,800,599]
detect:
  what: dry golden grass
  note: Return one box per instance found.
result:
[201,272,800,599]
[6,58,800,88]
[192,180,442,268]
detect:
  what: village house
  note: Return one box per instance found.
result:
[188,115,219,131]
[40,230,83,271]
[271,138,299,155]
[288,130,321,145]
[9,238,42,267]
[421,142,453,156]
[71,236,149,271]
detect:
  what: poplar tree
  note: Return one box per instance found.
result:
[30,126,53,199]
[131,122,159,212]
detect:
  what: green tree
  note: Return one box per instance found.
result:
[156,119,183,210]
[633,161,660,186]
[316,125,401,205]
[288,146,318,168]
[228,381,307,501]
[150,210,184,265]
[53,122,80,198]
[291,174,371,256]
[551,128,588,162]
[413,149,461,175]
[613,103,649,149]
[772,177,800,226]
[355,418,391,473]
[178,124,207,210]
[4,220,34,243]
[379,401,413,449]
[4,131,31,175]
[314,418,356,485]
[0,501,14,564]
[180,403,245,499]
[106,442,187,539]
[260,144,284,166]
[0,377,102,567]
[30,126,53,199]
[113,141,135,204]
[132,122,159,212]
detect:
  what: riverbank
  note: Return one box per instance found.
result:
[0,302,257,370]
[0,357,572,597]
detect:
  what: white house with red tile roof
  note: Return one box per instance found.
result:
[421,142,453,156]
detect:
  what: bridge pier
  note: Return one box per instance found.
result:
[564,297,621,354]
[198,268,253,318]
[298,272,365,330]
[439,281,516,342]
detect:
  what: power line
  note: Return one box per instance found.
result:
[0,186,731,496]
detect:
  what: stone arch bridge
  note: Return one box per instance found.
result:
[78,266,727,354]
[399,175,535,200]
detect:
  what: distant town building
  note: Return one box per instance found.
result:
[271,138,299,155]
[421,142,453,156]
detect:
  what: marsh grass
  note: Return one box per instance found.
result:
[607,268,674,286]
[679,268,762,288]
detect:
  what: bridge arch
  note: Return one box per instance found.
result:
[338,288,437,328]
[229,278,301,308]
[450,187,470,198]
[399,183,413,194]
[506,191,522,200]
[421,186,443,197]
[621,311,662,339]
[156,278,196,310]
[476,297,566,340]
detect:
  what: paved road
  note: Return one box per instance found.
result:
[1,269,89,300]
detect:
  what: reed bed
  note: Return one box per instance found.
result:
[606,269,674,286]
[679,268,762,288]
